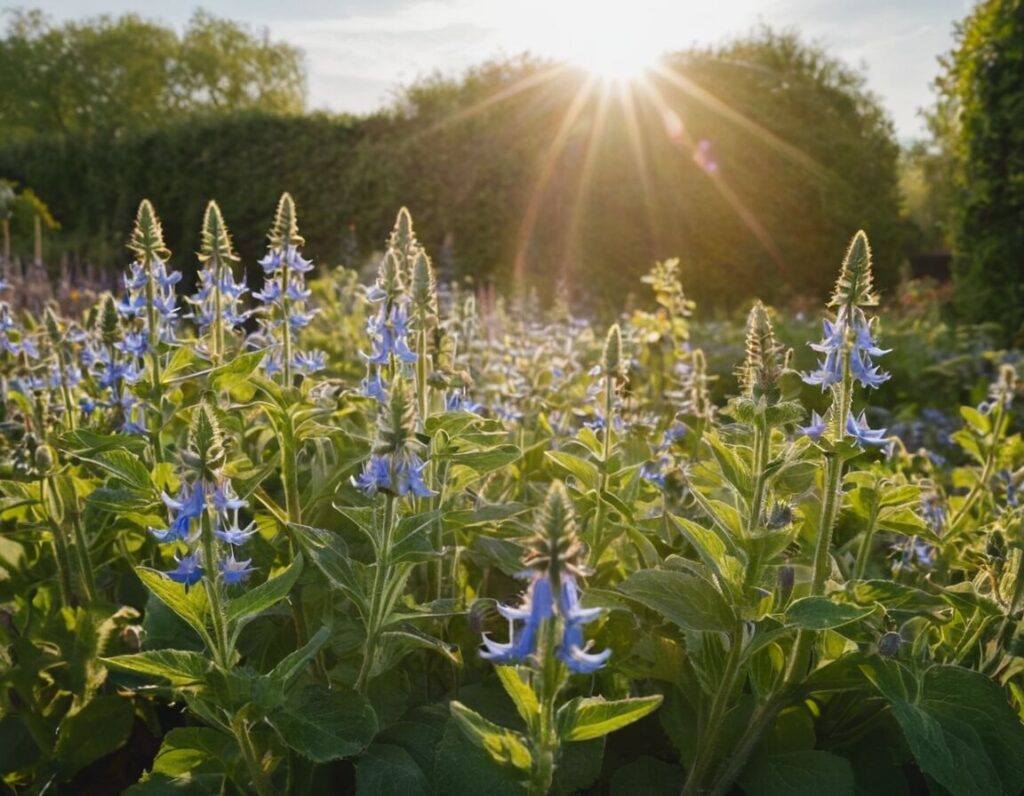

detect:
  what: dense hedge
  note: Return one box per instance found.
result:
[936,0,1024,341]
[0,33,906,309]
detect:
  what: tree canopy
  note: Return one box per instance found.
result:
[0,8,305,138]
[932,0,1024,339]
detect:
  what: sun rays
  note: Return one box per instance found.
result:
[407,46,834,291]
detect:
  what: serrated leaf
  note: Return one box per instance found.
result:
[784,597,875,630]
[738,749,855,796]
[268,684,378,762]
[104,649,210,688]
[546,450,600,490]
[618,569,735,633]
[556,695,663,741]
[208,349,265,398]
[61,428,149,455]
[448,701,532,774]
[356,744,432,796]
[381,626,463,667]
[448,444,520,474]
[289,522,365,612]
[269,625,331,687]
[136,567,210,642]
[225,554,303,626]
[867,662,1024,796]
[82,450,154,491]
[494,666,539,732]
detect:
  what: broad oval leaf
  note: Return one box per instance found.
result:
[618,569,735,632]
[104,649,210,688]
[225,553,303,625]
[784,597,876,630]
[556,695,663,742]
[448,700,532,774]
[268,684,378,762]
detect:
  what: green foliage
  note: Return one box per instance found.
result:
[3,193,1024,795]
[0,8,305,139]
[934,0,1024,339]
[0,28,903,309]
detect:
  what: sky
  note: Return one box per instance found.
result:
[24,0,976,139]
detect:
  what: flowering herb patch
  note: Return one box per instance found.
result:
[0,201,1023,796]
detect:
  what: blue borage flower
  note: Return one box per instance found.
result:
[187,266,251,337]
[353,452,435,498]
[444,389,483,414]
[892,536,935,574]
[360,372,389,403]
[149,477,257,587]
[252,200,320,380]
[482,573,610,674]
[640,456,671,490]
[845,410,890,451]
[802,309,890,391]
[996,469,1021,508]
[920,491,946,534]
[118,258,181,342]
[220,555,257,585]
[0,302,35,357]
[167,553,204,588]
[362,303,417,366]
[479,481,610,675]
[798,410,827,441]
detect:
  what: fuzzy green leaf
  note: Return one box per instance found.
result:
[784,597,875,630]
[618,569,735,632]
[448,701,532,774]
[556,695,663,741]
[268,684,377,762]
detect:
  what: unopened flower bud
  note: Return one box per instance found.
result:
[34,444,54,472]
[878,631,902,658]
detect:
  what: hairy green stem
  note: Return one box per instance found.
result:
[212,250,225,365]
[144,255,165,462]
[529,615,563,796]
[682,620,746,796]
[232,713,275,796]
[711,350,853,795]
[356,494,397,692]
[42,478,74,607]
[591,372,615,563]
[280,255,293,386]
[200,507,231,667]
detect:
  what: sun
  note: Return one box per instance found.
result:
[499,1,661,82]
[568,39,654,81]
[559,9,657,81]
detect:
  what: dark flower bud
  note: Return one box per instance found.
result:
[878,631,902,658]
[120,625,143,652]
[33,444,54,473]
[777,565,794,605]
[766,501,793,530]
